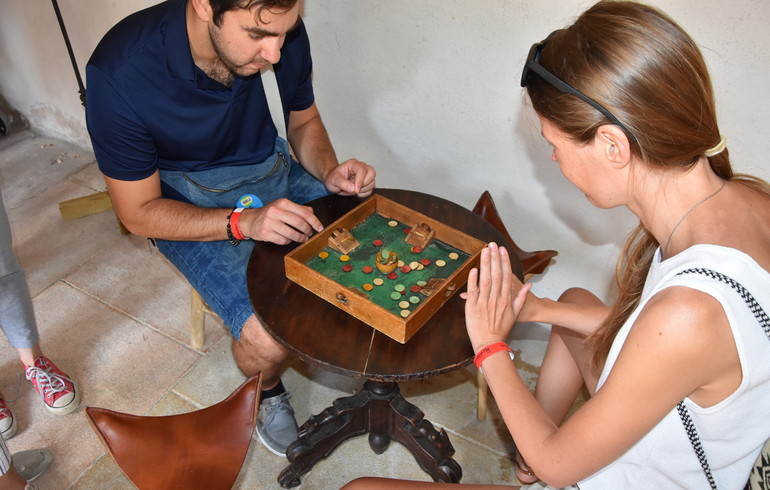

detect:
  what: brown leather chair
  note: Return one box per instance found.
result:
[85,375,261,490]
[472,191,557,281]
[472,191,557,420]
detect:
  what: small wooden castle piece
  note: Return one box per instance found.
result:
[404,223,435,250]
[328,227,360,255]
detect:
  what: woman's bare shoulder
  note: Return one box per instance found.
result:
[707,182,770,271]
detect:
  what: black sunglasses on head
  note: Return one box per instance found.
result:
[521,40,638,144]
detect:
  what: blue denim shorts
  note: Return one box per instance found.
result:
[156,137,328,339]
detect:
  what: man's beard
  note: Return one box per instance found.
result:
[202,30,238,86]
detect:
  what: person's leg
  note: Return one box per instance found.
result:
[231,314,288,387]
[0,188,39,352]
[232,315,299,457]
[0,437,27,490]
[153,143,309,456]
[0,190,78,418]
[342,477,521,489]
[517,288,605,484]
[535,288,604,424]
[0,468,26,490]
[155,237,290,380]
[13,348,42,371]
[156,237,300,456]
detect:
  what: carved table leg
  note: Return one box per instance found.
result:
[277,380,462,488]
[388,390,463,483]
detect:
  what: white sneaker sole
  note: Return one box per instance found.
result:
[255,424,289,458]
[0,414,17,440]
[45,384,81,416]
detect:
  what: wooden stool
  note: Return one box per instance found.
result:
[58,191,129,234]
[472,191,558,421]
[190,288,218,349]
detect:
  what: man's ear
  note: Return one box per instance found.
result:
[596,124,632,169]
[190,0,214,23]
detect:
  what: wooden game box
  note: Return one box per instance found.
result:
[284,194,486,343]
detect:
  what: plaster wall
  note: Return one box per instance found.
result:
[1,0,768,302]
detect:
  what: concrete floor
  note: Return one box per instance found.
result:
[0,129,550,489]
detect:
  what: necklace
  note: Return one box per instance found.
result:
[663,180,726,257]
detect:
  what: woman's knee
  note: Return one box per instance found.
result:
[558,287,604,306]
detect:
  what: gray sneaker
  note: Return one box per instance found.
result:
[13,449,53,481]
[256,392,299,457]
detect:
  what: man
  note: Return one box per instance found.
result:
[85,0,376,456]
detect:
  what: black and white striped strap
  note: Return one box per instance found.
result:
[673,268,769,490]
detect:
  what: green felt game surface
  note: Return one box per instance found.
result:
[305,213,470,317]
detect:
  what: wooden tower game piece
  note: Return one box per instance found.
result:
[404,223,435,250]
[328,227,360,255]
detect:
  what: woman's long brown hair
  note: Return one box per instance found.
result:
[525,1,770,369]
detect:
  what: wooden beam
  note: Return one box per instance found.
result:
[58,191,113,221]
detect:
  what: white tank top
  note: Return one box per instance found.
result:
[579,244,770,490]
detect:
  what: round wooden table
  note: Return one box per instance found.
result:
[247,188,522,488]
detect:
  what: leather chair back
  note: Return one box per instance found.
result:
[86,375,261,490]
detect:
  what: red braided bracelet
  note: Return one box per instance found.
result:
[474,342,514,371]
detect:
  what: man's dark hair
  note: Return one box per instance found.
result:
[209,0,298,26]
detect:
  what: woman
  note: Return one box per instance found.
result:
[344,1,770,488]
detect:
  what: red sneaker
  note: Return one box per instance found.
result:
[0,396,17,439]
[25,357,81,415]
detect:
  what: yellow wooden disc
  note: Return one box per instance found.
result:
[318,251,329,259]
[363,283,374,291]
[340,255,350,262]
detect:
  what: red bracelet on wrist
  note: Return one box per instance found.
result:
[230,208,245,241]
[474,342,514,370]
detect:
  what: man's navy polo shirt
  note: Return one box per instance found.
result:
[86,0,315,181]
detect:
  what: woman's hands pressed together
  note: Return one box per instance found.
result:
[463,242,532,353]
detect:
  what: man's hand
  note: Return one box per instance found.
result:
[287,104,376,198]
[239,198,323,245]
[323,159,376,198]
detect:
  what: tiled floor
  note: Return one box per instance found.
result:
[0,129,549,489]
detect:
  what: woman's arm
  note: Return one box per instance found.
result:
[466,244,737,486]
[503,264,610,336]
[519,294,611,336]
